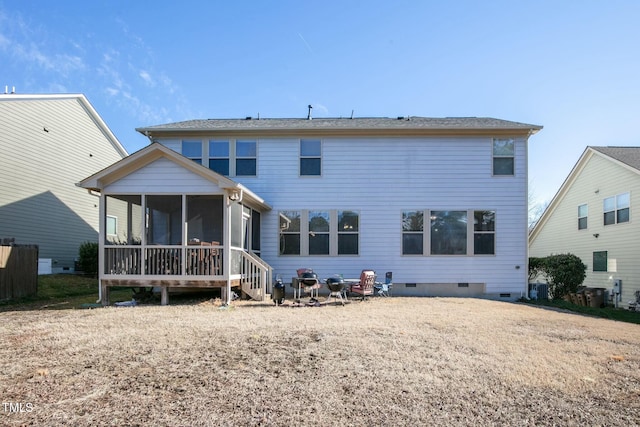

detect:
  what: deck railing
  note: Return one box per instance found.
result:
[233,248,272,301]
[104,245,224,276]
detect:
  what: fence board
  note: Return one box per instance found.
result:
[0,245,38,300]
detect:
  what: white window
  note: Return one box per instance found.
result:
[106,215,117,236]
[206,140,256,176]
[578,204,588,230]
[182,140,202,164]
[279,210,359,256]
[493,139,514,176]
[208,140,229,175]
[236,140,257,176]
[604,193,629,225]
[402,209,496,256]
[300,140,322,176]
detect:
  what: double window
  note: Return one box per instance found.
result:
[402,210,496,256]
[603,193,629,225]
[493,139,514,176]
[279,210,359,256]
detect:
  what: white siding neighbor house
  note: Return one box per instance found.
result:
[80,116,541,304]
[0,93,128,273]
[529,146,640,308]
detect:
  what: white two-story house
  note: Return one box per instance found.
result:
[79,116,541,304]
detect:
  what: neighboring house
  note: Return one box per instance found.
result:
[529,146,640,307]
[79,116,541,304]
[0,94,128,273]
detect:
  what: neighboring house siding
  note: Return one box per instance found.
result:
[161,135,529,297]
[0,96,126,271]
[530,152,640,305]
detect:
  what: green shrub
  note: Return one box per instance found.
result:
[78,241,99,277]
[542,253,586,299]
[528,257,546,283]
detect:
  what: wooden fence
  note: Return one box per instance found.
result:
[0,245,38,300]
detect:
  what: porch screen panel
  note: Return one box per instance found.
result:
[186,195,223,244]
[230,202,243,248]
[146,195,182,245]
[105,195,142,245]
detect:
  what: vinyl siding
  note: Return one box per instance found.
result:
[0,97,126,270]
[104,158,223,194]
[530,153,640,304]
[160,135,529,297]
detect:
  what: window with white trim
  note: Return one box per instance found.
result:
[236,140,257,176]
[603,193,629,225]
[182,140,202,164]
[279,210,359,256]
[300,139,321,176]
[493,139,514,176]
[578,204,588,230]
[402,209,496,256]
[106,215,118,236]
[473,210,495,255]
[402,210,424,255]
[208,140,229,175]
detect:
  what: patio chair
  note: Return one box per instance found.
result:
[349,270,376,301]
[375,271,393,297]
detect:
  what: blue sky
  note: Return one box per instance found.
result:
[1,1,639,206]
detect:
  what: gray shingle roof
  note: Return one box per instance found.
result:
[136,116,542,133]
[591,146,640,171]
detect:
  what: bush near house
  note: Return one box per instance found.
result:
[529,254,587,300]
[78,241,99,277]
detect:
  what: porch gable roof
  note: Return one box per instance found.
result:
[77,142,271,211]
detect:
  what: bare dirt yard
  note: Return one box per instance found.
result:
[1,297,639,426]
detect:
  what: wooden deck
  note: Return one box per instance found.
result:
[101,278,241,306]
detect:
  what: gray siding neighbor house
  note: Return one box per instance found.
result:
[0,94,128,273]
[80,115,541,304]
[530,146,640,308]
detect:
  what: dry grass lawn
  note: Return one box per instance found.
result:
[1,297,639,426]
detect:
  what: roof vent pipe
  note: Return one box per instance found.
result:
[307,104,313,120]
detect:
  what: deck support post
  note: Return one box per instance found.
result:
[161,287,169,305]
[101,283,110,306]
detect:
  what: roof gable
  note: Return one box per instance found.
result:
[529,146,640,242]
[78,143,270,210]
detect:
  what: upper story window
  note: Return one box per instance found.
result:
[578,204,588,230]
[204,140,256,176]
[236,140,257,176]
[208,140,230,175]
[493,139,514,176]
[300,139,322,176]
[182,141,202,164]
[603,193,629,225]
